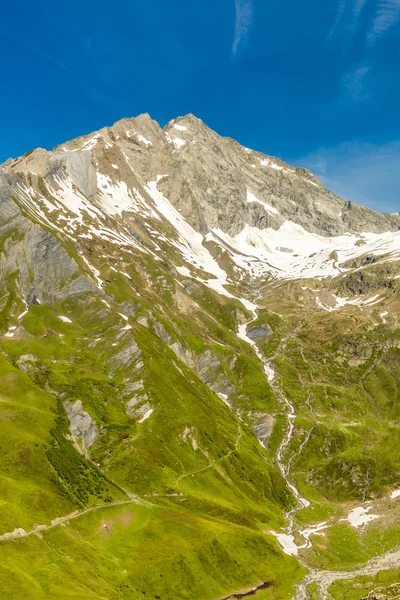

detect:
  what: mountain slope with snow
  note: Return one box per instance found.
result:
[0,114,399,600]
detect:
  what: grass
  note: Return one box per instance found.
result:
[2,187,400,599]
[0,279,302,598]
[0,502,306,600]
[304,510,400,572]
[0,354,74,531]
[329,569,400,600]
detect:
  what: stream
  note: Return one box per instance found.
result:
[238,309,314,549]
[237,306,400,600]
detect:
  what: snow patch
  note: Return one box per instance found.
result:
[209,222,400,281]
[145,179,235,299]
[174,124,187,131]
[81,134,101,151]
[138,408,153,423]
[58,316,72,323]
[135,134,152,146]
[176,266,192,278]
[343,506,381,528]
[260,158,283,171]
[247,191,279,215]
[273,533,299,556]
[273,520,328,556]
[96,174,134,216]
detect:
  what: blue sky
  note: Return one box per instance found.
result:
[1,0,399,211]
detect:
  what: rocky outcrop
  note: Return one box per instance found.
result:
[182,279,200,295]
[64,400,98,449]
[362,584,400,600]
[108,336,142,375]
[151,320,236,400]
[197,350,220,384]
[16,354,37,374]
[336,264,398,296]
[246,325,273,341]
[0,173,95,304]
[251,413,276,446]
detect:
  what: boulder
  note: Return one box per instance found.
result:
[246,325,273,341]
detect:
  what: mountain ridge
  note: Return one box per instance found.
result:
[3,112,400,237]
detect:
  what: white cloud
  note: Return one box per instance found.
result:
[367,0,400,43]
[232,0,253,60]
[293,141,400,213]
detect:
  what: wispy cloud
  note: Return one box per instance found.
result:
[327,0,399,104]
[342,64,370,100]
[326,0,368,50]
[353,0,369,19]
[366,0,400,43]
[25,42,71,73]
[326,0,348,41]
[232,0,253,60]
[0,27,71,73]
[294,141,400,213]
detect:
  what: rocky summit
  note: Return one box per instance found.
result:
[0,114,400,600]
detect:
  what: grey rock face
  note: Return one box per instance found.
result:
[64,400,98,448]
[144,115,400,238]
[62,150,98,198]
[182,279,200,295]
[246,325,273,341]
[152,320,172,344]
[151,322,235,397]
[0,172,95,305]
[251,413,276,446]
[16,354,37,373]
[109,339,141,374]
[209,373,235,398]
[133,402,153,422]
[197,350,220,385]
[169,341,196,370]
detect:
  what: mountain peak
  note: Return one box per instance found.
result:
[3,113,400,242]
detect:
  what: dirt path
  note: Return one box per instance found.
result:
[0,496,146,543]
[176,422,242,486]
